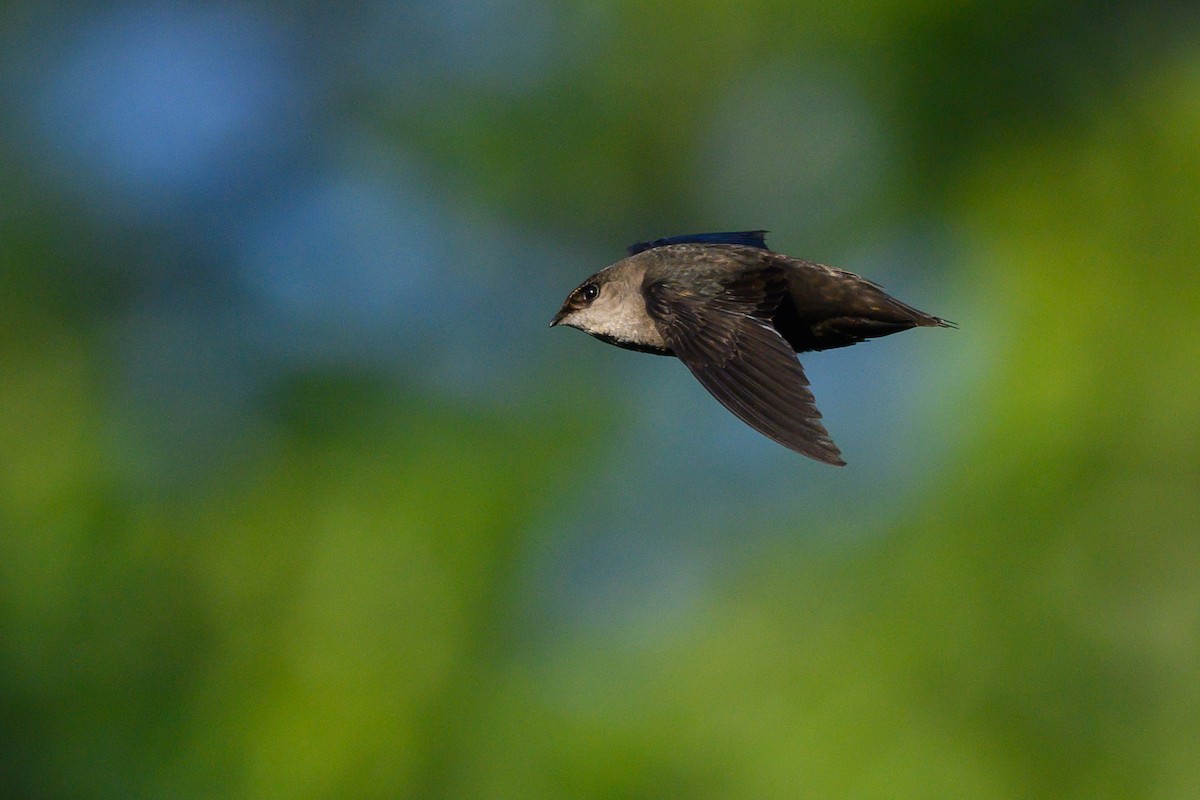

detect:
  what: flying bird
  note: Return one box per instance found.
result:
[551,231,953,465]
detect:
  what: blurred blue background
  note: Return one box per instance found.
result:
[2,2,1198,797]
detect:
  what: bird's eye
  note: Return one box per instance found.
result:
[580,283,599,302]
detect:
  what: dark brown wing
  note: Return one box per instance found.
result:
[643,269,845,466]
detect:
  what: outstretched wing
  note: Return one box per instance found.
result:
[627,231,769,256]
[643,268,844,466]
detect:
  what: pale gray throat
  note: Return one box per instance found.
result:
[587,268,666,350]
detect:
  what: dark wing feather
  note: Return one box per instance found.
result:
[644,269,844,465]
[627,231,769,256]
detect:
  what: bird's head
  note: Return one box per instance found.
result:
[550,259,667,353]
[550,272,615,334]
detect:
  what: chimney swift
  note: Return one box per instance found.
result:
[551,231,953,465]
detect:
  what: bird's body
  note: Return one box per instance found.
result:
[551,232,952,465]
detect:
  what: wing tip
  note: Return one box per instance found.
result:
[761,422,844,466]
[795,440,845,466]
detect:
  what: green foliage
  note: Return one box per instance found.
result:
[2,2,1198,798]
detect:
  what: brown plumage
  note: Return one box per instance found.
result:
[552,232,953,465]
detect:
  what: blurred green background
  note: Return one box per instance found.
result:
[2,1,1198,798]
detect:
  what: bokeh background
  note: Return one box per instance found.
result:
[2,2,1199,798]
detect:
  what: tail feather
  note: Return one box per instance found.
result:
[777,264,953,352]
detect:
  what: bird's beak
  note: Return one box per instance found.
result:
[549,305,568,328]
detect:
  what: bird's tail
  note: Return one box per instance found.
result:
[780,265,954,351]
